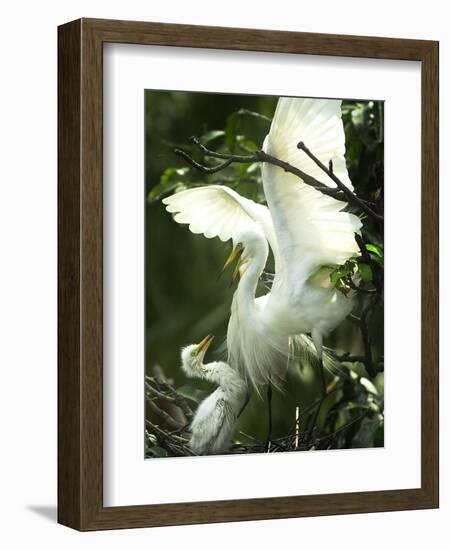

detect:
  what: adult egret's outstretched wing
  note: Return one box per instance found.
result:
[162,185,280,268]
[262,97,362,289]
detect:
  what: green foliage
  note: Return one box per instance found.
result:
[147,167,189,203]
[342,99,384,229]
[309,240,383,296]
[321,370,384,449]
[147,446,169,458]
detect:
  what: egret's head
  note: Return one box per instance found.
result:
[181,334,215,371]
[221,225,268,280]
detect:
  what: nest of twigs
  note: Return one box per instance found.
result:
[145,366,342,458]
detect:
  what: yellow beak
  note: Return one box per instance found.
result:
[221,243,244,281]
[232,256,244,282]
[196,334,215,355]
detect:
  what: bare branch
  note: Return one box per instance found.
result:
[297,141,384,223]
[146,397,185,431]
[345,274,377,295]
[146,378,194,419]
[190,136,256,162]
[174,136,384,223]
[174,148,234,174]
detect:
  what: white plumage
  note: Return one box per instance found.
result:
[181,336,247,455]
[164,97,362,392]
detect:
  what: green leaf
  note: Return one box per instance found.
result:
[147,181,186,203]
[330,270,343,285]
[365,243,383,257]
[147,166,191,203]
[236,135,258,152]
[329,263,353,286]
[199,130,225,144]
[160,166,189,184]
[369,254,384,268]
[358,262,373,283]
[233,162,250,176]
[246,162,260,174]
[236,108,272,123]
[360,377,378,395]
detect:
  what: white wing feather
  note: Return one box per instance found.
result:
[162,185,280,265]
[262,97,362,288]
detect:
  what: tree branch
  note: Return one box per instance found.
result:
[174,136,386,218]
[297,141,384,223]
[345,274,377,295]
[146,377,194,420]
[147,397,185,431]
[174,148,234,174]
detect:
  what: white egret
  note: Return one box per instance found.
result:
[165,97,362,442]
[181,335,247,455]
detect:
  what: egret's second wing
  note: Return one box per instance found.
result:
[162,185,278,256]
[262,97,362,285]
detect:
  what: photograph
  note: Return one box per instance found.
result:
[144,90,384,458]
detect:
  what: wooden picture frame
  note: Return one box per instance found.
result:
[58,18,439,531]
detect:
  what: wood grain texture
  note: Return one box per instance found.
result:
[420,40,439,507]
[57,19,82,529]
[57,18,439,531]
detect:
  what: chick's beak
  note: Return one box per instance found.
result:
[196,334,215,355]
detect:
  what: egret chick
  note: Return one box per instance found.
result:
[181,335,247,455]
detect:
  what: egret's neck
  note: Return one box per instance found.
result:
[201,361,246,400]
[236,241,268,310]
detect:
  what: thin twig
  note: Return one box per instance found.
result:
[146,421,197,457]
[190,136,257,162]
[345,274,377,295]
[145,420,189,444]
[175,137,362,203]
[174,149,234,174]
[146,381,178,403]
[146,375,194,419]
[147,398,185,430]
[297,141,384,223]
[315,413,367,445]
[146,382,194,420]
[259,149,346,200]
[238,431,263,444]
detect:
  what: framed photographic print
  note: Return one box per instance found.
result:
[58,18,439,530]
